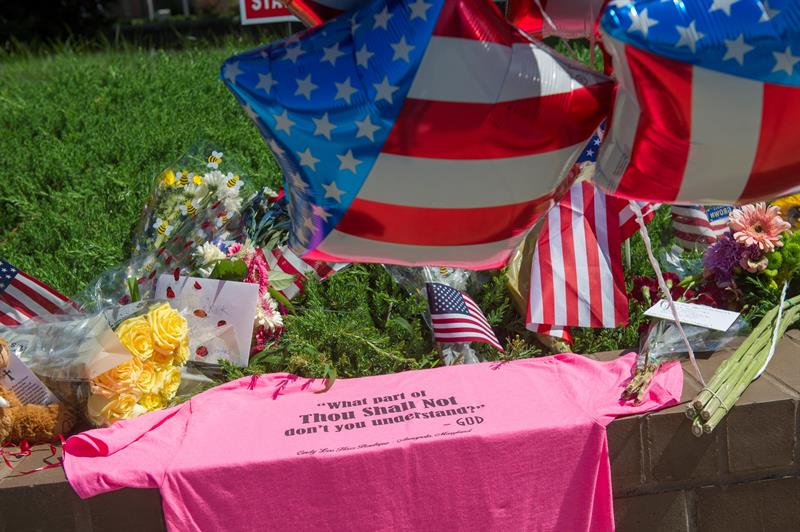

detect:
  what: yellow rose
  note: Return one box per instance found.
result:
[136,363,158,395]
[159,366,181,402]
[147,303,188,356]
[87,392,138,426]
[115,316,154,362]
[91,358,143,398]
[174,334,190,366]
[151,349,174,369]
[138,393,164,412]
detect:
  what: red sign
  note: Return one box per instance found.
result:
[240,0,297,25]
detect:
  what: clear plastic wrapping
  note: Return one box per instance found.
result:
[0,300,233,427]
[637,316,750,368]
[75,143,257,312]
[131,141,254,256]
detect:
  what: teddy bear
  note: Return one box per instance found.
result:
[0,337,77,445]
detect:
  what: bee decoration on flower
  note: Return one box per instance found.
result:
[207,151,223,169]
[226,173,244,193]
[153,218,174,236]
[175,170,191,187]
[180,199,201,217]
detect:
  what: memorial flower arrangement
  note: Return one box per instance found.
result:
[87,302,189,426]
[691,202,799,320]
[191,237,286,354]
[132,144,252,256]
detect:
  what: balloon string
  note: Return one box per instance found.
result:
[533,0,558,34]
[588,1,597,67]
[754,280,788,380]
[630,202,705,386]
[0,435,65,476]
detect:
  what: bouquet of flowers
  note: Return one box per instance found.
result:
[191,238,287,354]
[188,192,349,357]
[87,302,189,426]
[2,301,191,427]
[696,201,799,317]
[626,271,746,405]
[132,142,253,256]
[77,144,257,312]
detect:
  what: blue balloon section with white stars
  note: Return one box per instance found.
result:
[601,0,800,87]
[221,0,442,254]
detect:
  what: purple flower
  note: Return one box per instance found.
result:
[703,234,745,285]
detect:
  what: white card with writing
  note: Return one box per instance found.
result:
[155,275,259,366]
[1,350,59,405]
[644,300,740,332]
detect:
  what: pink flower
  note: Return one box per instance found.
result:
[244,248,271,297]
[729,203,791,253]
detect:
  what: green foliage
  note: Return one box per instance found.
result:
[0,37,281,296]
[471,272,544,359]
[738,275,781,324]
[265,270,297,292]
[225,265,442,381]
[221,266,546,383]
[764,231,800,289]
[209,258,247,281]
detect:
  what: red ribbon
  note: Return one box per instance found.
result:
[0,435,65,476]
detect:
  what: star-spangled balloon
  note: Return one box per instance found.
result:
[596,0,800,204]
[221,0,613,269]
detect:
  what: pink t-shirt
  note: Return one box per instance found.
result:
[64,353,681,531]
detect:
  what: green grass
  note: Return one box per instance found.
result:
[0,38,673,373]
[0,38,281,295]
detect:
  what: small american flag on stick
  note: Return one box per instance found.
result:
[426,282,503,352]
[0,260,73,327]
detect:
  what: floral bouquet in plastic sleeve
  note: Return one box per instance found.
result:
[1,300,192,427]
[132,141,254,256]
[86,301,189,426]
[77,143,257,312]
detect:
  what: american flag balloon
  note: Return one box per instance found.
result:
[507,0,607,39]
[282,0,368,26]
[222,0,613,269]
[596,0,800,205]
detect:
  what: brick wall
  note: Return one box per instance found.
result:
[601,331,800,531]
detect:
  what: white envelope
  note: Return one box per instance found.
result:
[155,275,259,366]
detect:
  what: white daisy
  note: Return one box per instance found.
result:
[194,241,226,266]
[224,195,243,213]
[256,293,283,331]
[203,170,227,189]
